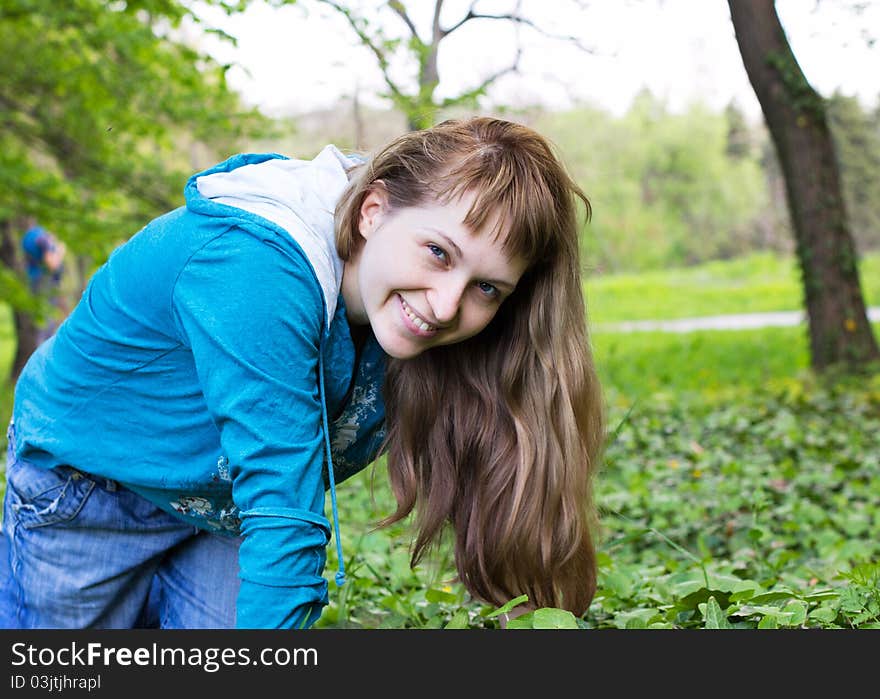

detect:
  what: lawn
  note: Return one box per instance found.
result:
[585,251,880,324]
[2,252,879,629]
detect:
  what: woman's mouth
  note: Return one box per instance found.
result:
[398,295,438,336]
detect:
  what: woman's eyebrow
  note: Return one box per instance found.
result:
[425,228,463,259]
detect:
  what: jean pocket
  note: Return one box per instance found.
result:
[6,458,96,530]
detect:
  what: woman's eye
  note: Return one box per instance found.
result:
[477,281,499,299]
[427,244,447,262]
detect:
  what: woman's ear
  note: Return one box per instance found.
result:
[358,183,389,239]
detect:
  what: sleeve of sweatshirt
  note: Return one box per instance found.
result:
[171,228,331,629]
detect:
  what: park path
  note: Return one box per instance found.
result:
[597,307,880,333]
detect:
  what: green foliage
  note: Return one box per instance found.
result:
[312,374,880,630]
[536,93,771,272]
[505,608,581,630]
[0,0,273,308]
[828,92,880,252]
[531,89,880,273]
[584,377,880,630]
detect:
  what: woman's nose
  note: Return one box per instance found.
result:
[428,277,467,324]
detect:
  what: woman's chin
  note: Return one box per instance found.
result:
[373,328,428,360]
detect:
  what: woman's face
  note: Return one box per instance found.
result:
[342,188,528,360]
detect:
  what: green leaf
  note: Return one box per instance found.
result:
[739,604,794,620]
[671,578,706,599]
[444,609,471,629]
[749,589,799,604]
[706,574,747,592]
[747,527,766,542]
[485,594,530,619]
[839,588,865,613]
[808,606,838,623]
[758,614,778,629]
[703,596,733,629]
[677,587,732,613]
[803,589,839,602]
[425,588,458,604]
[729,581,762,602]
[532,608,580,629]
[505,612,535,629]
[782,601,807,626]
[603,570,635,598]
[613,608,661,629]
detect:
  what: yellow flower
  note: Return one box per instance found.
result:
[844,318,856,332]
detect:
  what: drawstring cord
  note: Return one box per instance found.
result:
[318,339,346,588]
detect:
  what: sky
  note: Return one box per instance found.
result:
[190,0,880,121]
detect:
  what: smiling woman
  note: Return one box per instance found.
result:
[335,118,605,614]
[1,116,604,629]
[342,189,528,358]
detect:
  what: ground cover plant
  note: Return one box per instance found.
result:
[315,370,880,629]
[1,253,878,629]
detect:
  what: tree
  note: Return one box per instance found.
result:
[727,0,879,371]
[0,0,272,381]
[310,0,590,131]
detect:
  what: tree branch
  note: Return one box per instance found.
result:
[439,47,522,108]
[431,0,445,44]
[441,6,594,53]
[315,0,407,103]
[388,0,420,40]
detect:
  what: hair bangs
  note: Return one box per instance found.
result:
[432,149,563,266]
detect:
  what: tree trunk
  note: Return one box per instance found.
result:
[728,0,879,370]
[11,310,38,384]
[0,219,39,384]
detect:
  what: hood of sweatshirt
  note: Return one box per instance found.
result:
[192,144,360,329]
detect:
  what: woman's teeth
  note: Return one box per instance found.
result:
[401,298,435,331]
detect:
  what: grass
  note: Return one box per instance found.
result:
[593,325,813,402]
[585,251,880,323]
[2,251,879,629]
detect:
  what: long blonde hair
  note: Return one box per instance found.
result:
[335,117,605,615]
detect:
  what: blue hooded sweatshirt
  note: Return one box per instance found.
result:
[11,146,387,628]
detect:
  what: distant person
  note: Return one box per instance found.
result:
[1,117,605,629]
[21,220,68,342]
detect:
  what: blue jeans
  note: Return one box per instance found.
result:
[0,422,240,628]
